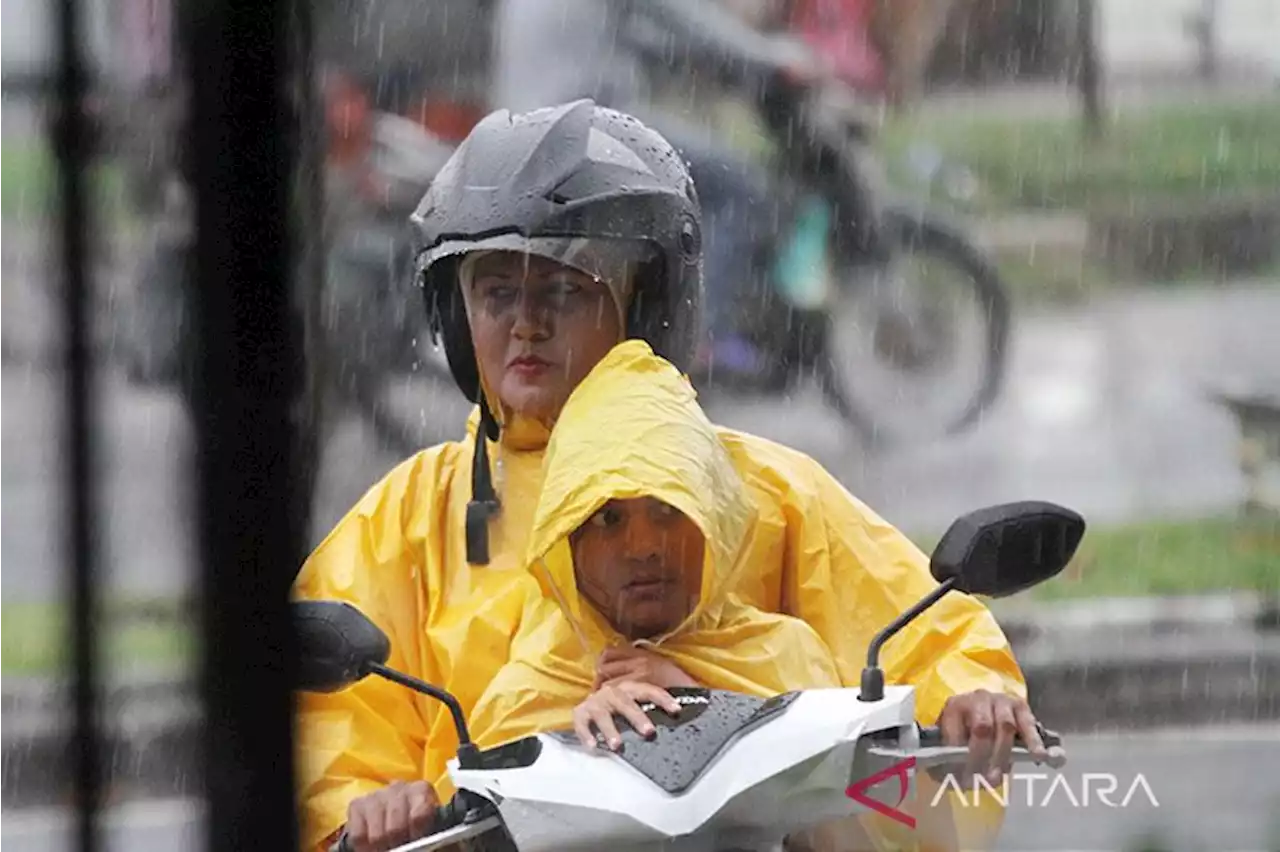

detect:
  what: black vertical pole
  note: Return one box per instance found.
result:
[291,0,327,554]
[1076,0,1105,141]
[181,0,301,848]
[53,0,100,846]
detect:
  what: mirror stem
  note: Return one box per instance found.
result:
[858,576,957,703]
[365,662,482,768]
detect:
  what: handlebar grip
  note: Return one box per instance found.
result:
[918,720,1062,751]
[329,794,470,852]
[433,795,467,831]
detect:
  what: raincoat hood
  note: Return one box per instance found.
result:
[525,339,757,647]
[465,341,843,770]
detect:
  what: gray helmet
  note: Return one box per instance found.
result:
[413,99,704,410]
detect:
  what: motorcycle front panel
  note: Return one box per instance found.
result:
[541,688,800,794]
[447,685,917,851]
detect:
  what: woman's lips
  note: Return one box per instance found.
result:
[508,356,551,377]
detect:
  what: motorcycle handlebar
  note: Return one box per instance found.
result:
[918,720,1063,751]
[328,797,466,852]
[329,723,1064,850]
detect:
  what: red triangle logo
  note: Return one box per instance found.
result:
[845,756,917,828]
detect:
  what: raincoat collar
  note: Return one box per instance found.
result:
[522,340,758,649]
[464,405,551,453]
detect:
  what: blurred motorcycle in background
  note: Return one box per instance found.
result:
[118,0,1010,454]
[315,7,1010,453]
[319,75,459,452]
[622,3,1010,445]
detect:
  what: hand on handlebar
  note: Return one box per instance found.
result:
[936,689,1055,786]
[337,780,439,852]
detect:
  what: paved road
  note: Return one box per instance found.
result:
[3,726,1278,852]
[5,275,1279,601]
[1,798,203,852]
[995,725,1280,852]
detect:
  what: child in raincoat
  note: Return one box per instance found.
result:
[466,339,845,751]
[463,340,1004,852]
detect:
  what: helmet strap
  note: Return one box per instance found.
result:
[465,396,503,565]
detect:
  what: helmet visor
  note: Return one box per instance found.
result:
[420,233,655,312]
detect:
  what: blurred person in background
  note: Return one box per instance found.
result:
[867,0,971,107]
[488,0,831,376]
[314,0,493,144]
[770,0,970,107]
[782,0,887,95]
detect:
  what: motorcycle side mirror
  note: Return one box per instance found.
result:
[930,501,1085,598]
[858,501,1085,703]
[291,600,482,769]
[293,600,391,693]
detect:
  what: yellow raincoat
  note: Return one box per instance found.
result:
[466,341,845,751]
[293,340,1023,852]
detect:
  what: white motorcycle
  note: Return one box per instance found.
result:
[296,500,1083,852]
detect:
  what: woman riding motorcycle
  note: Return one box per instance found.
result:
[292,99,1045,852]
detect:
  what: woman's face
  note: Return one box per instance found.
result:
[570,497,705,641]
[464,251,623,424]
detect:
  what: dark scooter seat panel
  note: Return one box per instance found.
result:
[546,687,799,794]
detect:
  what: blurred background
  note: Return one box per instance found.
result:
[2,0,1278,849]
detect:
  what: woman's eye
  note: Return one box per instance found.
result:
[546,279,584,300]
[548,275,583,291]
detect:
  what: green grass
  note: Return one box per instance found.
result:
[982,243,1280,310]
[914,513,1280,601]
[4,515,1276,674]
[1,600,195,677]
[987,245,1113,308]
[880,100,1280,214]
[1,142,127,221]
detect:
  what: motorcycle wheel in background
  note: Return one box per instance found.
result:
[755,73,1012,448]
[818,206,1011,446]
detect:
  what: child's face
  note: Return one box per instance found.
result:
[570,497,705,640]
